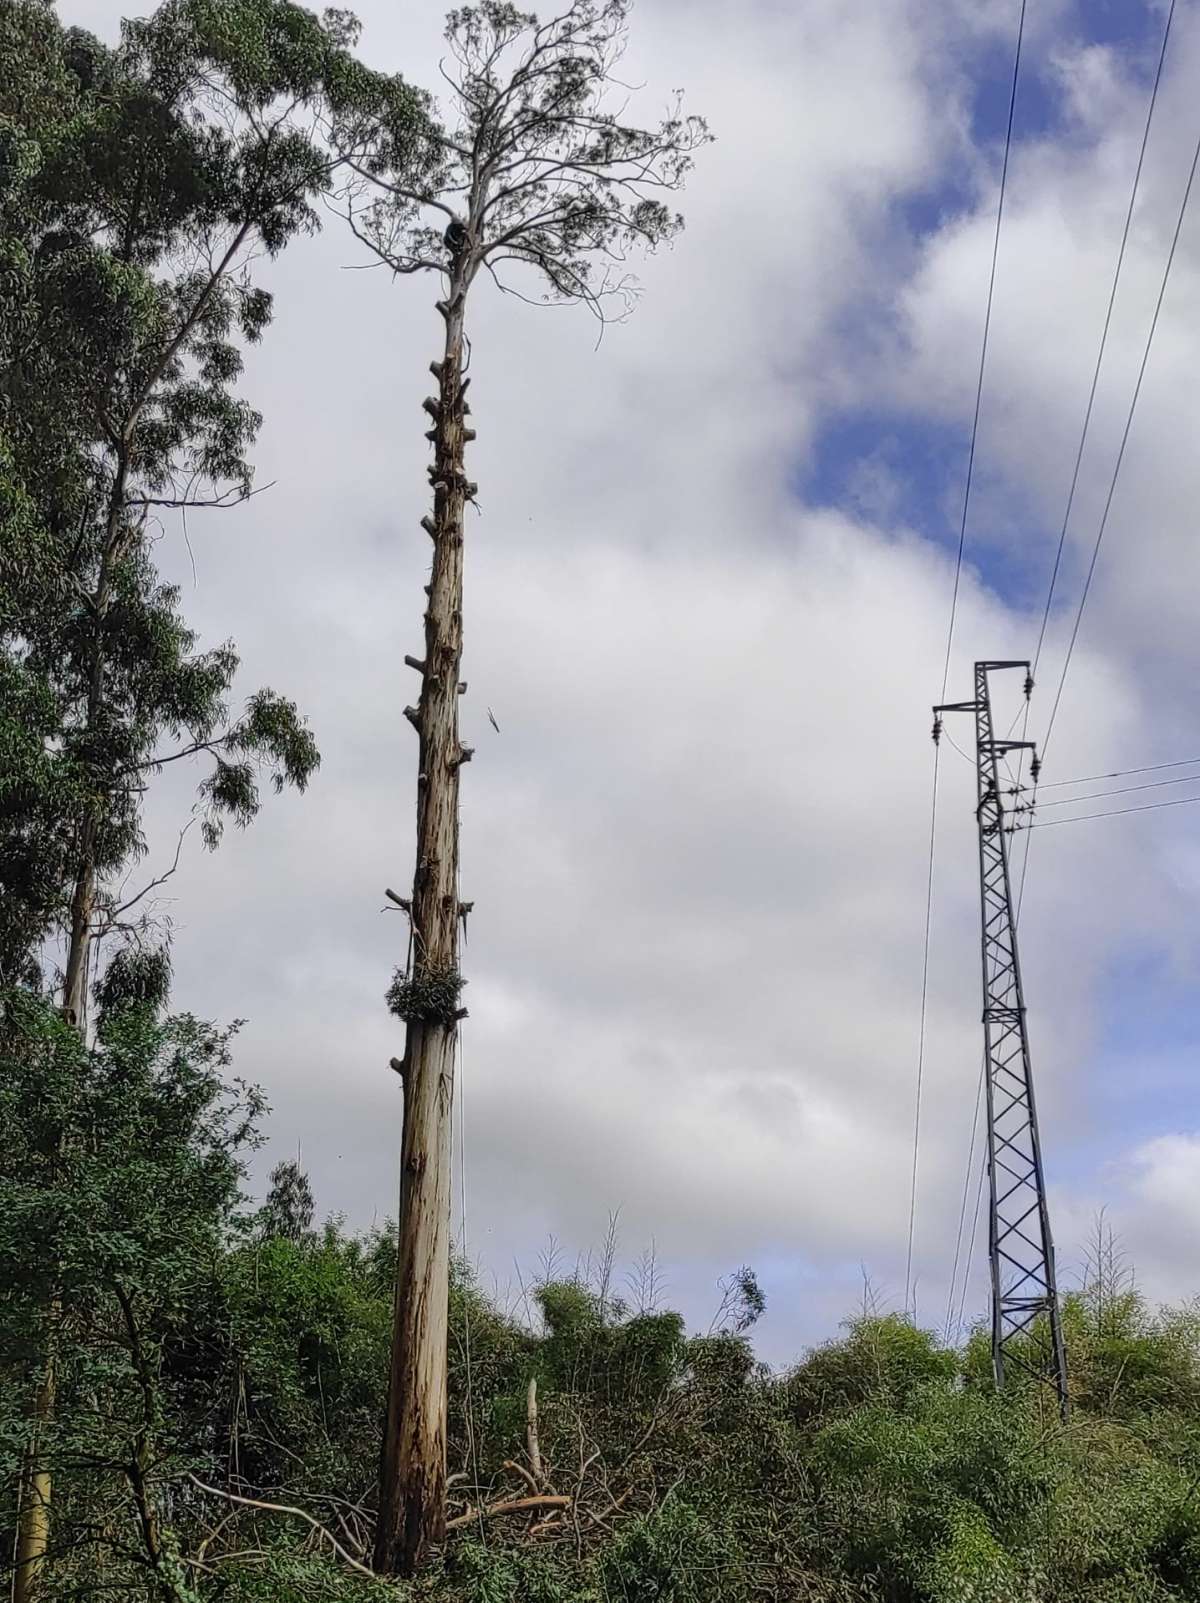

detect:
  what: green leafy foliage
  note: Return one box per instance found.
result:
[598,1497,733,1603]
[785,1312,958,1425]
[2,8,1198,1603]
[259,1158,316,1241]
[220,1224,393,1500]
[4,1020,1200,1603]
[0,0,430,990]
[386,966,464,1026]
[94,941,172,1016]
[0,987,263,1598]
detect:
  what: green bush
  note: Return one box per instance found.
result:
[600,1498,731,1603]
[6,990,1200,1602]
[785,1314,959,1425]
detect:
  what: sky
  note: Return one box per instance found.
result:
[61,0,1200,1364]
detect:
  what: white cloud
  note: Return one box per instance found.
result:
[61,0,1200,1362]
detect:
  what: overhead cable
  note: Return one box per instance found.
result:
[1035,772,1200,807]
[1029,791,1200,828]
[1030,0,1177,681]
[1041,121,1200,758]
[1038,756,1200,789]
[944,1055,985,1342]
[939,0,1028,702]
[1011,0,1177,921]
[908,0,1029,1322]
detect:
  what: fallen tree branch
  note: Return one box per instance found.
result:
[187,1476,375,1580]
[529,1513,565,1536]
[502,1458,541,1496]
[446,1494,572,1532]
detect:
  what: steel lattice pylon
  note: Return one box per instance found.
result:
[935,661,1069,1418]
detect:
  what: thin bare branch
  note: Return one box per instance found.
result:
[103,821,196,925]
[124,481,277,512]
[186,1478,376,1581]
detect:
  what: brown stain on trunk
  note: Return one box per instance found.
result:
[374,267,472,1578]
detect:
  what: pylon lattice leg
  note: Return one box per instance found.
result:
[937,661,1068,1418]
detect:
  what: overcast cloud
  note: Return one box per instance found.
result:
[61,0,1200,1362]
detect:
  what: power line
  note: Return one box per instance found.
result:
[1030,0,1177,680]
[1029,791,1200,829]
[1010,0,1176,927]
[454,864,485,1546]
[1039,755,1200,789]
[944,1054,984,1342]
[942,728,975,766]
[953,5,1188,1360]
[1035,771,1200,808]
[905,744,941,1318]
[1013,808,1036,926]
[939,0,1028,702]
[954,1147,988,1342]
[1042,122,1200,759]
[1016,771,1200,896]
[909,0,1028,1321]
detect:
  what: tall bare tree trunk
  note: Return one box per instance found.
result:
[374,267,473,1578]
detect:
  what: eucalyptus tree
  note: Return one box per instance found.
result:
[342,0,709,1573]
[0,0,94,991]
[0,960,264,1603]
[0,5,431,1593]
[0,0,433,1017]
[259,1157,316,1241]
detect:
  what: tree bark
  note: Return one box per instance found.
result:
[62,450,125,1036]
[527,1376,543,1487]
[12,1355,54,1603]
[15,458,126,1599]
[62,844,95,1032]
[374,271,472,1579]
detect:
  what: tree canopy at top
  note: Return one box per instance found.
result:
[0,0,436,995]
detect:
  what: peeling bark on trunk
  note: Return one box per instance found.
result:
[526,1376,543,1488]
[62,846,95,1034]
[374,269,472,1579]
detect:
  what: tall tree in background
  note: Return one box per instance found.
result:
[0,0,94,992]
[0,6,430,1593]
[259,1156,316,1241]
[0,0,432,1016]
[343,0,709,1573]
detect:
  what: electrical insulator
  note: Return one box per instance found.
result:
[1023,672,1034,700]
[932,715,942,745]
[1030,753,1041,782]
